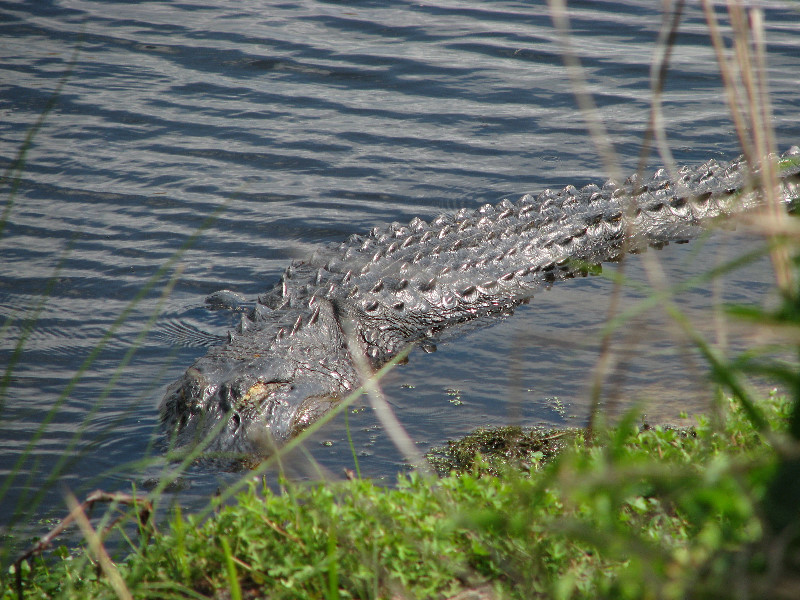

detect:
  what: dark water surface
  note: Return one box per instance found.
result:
[2,0,800,538]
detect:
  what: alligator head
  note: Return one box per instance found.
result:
[159,299,359,457]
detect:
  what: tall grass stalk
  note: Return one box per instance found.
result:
[63,492,133,600]
[219,537,242,600]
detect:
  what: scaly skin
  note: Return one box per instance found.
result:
[160,149,800,456]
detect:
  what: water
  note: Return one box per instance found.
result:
[2,0,800,542]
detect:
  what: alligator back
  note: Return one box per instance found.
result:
[258,150,800,363]
[161,149,800,455]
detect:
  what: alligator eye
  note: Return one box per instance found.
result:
[230,412,241,431]
[239,380,291,407]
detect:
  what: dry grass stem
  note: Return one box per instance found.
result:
[341,320,430,473]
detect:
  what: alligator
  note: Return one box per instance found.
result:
[161,148,800,456]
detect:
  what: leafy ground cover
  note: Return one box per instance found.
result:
[5,394,798,600]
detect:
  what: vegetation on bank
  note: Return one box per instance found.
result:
[4,393,799,600]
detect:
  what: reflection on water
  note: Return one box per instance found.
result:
[1,0,799,535]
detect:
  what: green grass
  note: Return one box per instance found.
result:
[5,394,798,600]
